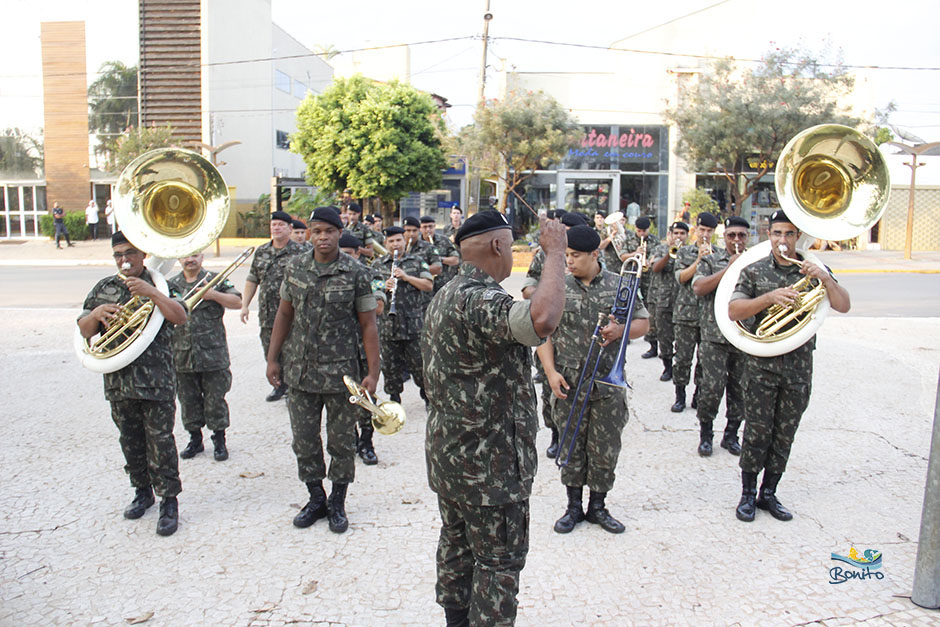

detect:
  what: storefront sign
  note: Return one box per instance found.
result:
[564,125,664,166]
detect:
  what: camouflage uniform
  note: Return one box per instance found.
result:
[168,269,241,433]
[426,231,460,294]
[650,242,679,361]
[422,263,545,625]
[279,251,377,485]
[344,221,377,254]
[372,251,433,397]
[639,236,658,344]
[731,252,815,474]
[245,239,306,360]
[520,249,553,431]
[442,223,459,241]
[80,271,182,498]
[691,249,746,436]
[548,269,649,491]
[409,238,442,312]
[672,244,703,389]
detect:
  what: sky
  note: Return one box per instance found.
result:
[2,0,939,139]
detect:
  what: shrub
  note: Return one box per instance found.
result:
[40,211,87,240]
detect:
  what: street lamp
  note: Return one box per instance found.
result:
[886,140,940,260]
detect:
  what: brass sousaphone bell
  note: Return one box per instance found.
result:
[343,375,406,435]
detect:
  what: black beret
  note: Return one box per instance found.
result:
[546,209,567,220]
[270,210,292,224]
[384,226,405,237]
[372,214,383,221]
[111,230,130,247]
[403,216,420,228]
[347,202,363,214]
[561,212,588,227]
[338,232,362,249]
[635,216,651,230]
[419,215,436,224]
[454,210,512,245]
[697,212,718,228]
[308,206,343,230]
[769,210,795,226]
[595,210,607,218]
[725,216,750,229]
[363,215,375,224]
[292,219,306,230]
[566,225,601,252]
[671,221,689,232]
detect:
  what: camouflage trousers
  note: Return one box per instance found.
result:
[540,379,554,430]
[655,305,675,361]
[287,388,357,484]
[641,280,657,343]
[739,365,812,475]
[176,368,232,432]
[381,337,424,396]
[109,399,181,498]
[695,340,745,427]
[260,325,284,372]
[436,494,529,626]
[672,322,702,388]
[552,367,629,492]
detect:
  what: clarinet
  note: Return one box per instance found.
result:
[388,249,400,316]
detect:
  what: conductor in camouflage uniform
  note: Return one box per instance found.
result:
[423,211,566,627]
[373,225,434,403]
[671,212,718,412]
[240,210,306,401]
[635,217,660,358]
[691,216,749,457]
[536,226,649,536]
[266,207,381,533]
[168,251,242,462]
[77,231,188,536]
[729,210,851,522]
[648,221,689,381]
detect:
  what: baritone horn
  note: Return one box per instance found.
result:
[344,375,405,435]
[713,124,889,357]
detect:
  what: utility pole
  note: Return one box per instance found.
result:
[887,140,940,259]
[478,1,492,104]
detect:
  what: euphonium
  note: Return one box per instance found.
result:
[604,211,626,259]
[344,375,405,435]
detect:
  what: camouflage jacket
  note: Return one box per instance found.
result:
[426,231,460,289]
[278,251,377,394]
[520,248,545,292]
[442,223,459,241]
[549,268,649,398]
[344,221,376,248]
[650,242,679,308]
[597,227,640,273]
[246,239,306,328]
[672,244,703,324]
[691,248,734,344]
[372,252,433,341]
[731,251,815,377]
[167,269,241,372]
[80,270,181,402]
[422,264,545,506]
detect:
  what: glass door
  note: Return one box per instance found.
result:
[556,171,618,218]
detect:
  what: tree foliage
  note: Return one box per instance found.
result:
[110,124,177,173]
[665,46,862,211]
[0,128,44,177]
[461,90,581,211]
[292,75,448,204]
[88,61,139,166]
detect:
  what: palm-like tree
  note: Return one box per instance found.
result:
[88,61,139,164]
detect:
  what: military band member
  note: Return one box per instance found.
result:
[344,202,377,260]
[77,231,187,536]
[442,205,463,241]
[635,217,659,359]
[291,219,311,248]
[403,215,442,276]
[373,226,434,403]
[240,210,306,401]
[536,226,649,535]
[423,211,566,627]
[648,221,689,381]
[730,210,851,522]
[671,212,718,412]
[267,207,381,533]
[168,251,242,462]
[691,216,749,456]
[420,215,461,293]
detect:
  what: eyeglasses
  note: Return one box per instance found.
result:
[112,250,142,260]
[725,232,748,239]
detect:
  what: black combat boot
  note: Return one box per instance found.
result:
[156,496,178,536]
[328,483,349,533]
[293,481,328,528]
[358,425,378,465]
[735,471,758,522]
[444,607,470,627]
[390,392,402,404]
[641,342,658,359]
[690,386,699,409]
[211,430,228,461]
[670,385,686,412]
[697,422,713,456]
[179,429,204,459]
[546,426,559,459]
[659,359,673,382]
[265,382,287,402]
[123,486,155,519]
[720,420,742,456]
[585,491,625,534]
[756,472,793,521]
[554,485,586,534]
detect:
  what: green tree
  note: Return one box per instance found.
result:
[0,128,44,177]
[111,124,176,173]
[292,75,447,207]
[665,46,862,213]
[88,61,139,167]
[461,90,580,211]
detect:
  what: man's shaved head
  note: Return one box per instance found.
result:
[459,229,514,282]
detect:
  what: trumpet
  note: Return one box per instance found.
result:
[668,245,679,259]
[344,375,405,435]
